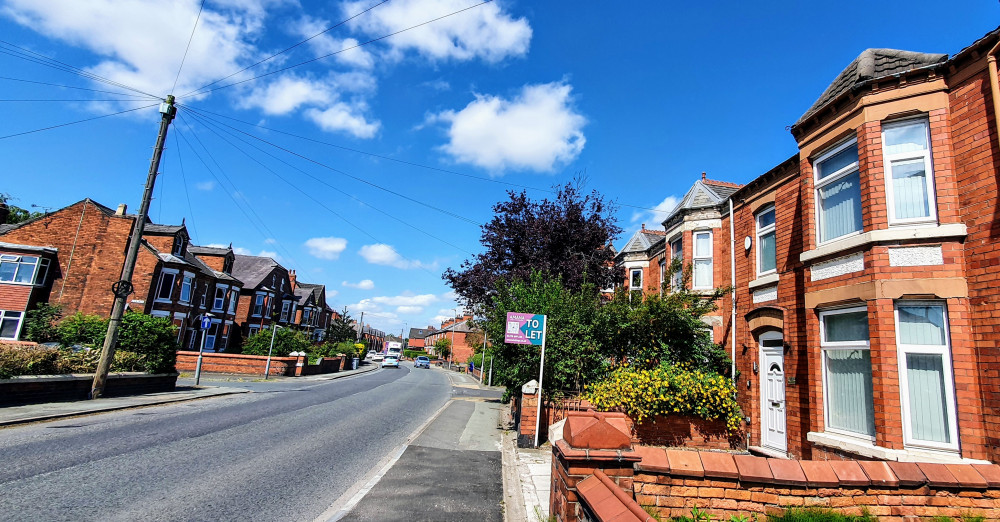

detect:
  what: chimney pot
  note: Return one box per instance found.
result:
[701,172,707,180]
[116,203,127,216]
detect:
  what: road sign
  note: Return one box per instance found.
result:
[201,315,212,329]
[504,312,546,345]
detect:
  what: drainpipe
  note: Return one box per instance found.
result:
[988,38,1000,149]
[729,198,737,384]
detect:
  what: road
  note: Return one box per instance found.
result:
[0,362,500,521]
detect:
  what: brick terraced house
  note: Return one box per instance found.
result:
[288,269,333,341]
[0,199,244,350]
[618,26,1000,464]
[230,254,295,342]
[0,241,57,340]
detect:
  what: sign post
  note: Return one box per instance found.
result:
[505,312,548,447]
[194,313,213,386]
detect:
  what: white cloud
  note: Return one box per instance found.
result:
[358,243,434,269]
[241,75,333,115]
[304,236,347,260]
[264,238,277,245]
[432,82,586,172]
[1,0,271,100]
[211,243,281,261]
[304,102,380,138]
[630,195,680,226]
[396,305,423,314]
[343,279,375,290]
[343,0,531,63]
[371,294,438,307]
[195,180,216,191]
[295,15,375,69]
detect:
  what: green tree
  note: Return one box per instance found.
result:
[241,327,311,357]
[594,260,730,375]
[480,271,605,397]
[58,312,108,347]
[0,193,42,224]
[117,312,180,374]
[325,307,359,343]
[23,303,63,343]
[433,337,452,361]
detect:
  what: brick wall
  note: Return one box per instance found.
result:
[175,351,301,376]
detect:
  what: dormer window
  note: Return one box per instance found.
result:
[173,235,186,256]
[223,256,233,274]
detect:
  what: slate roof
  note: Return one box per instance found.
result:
[661,177,744,225]
[430,319,476,335]
[293,282,325,307]
[0,241,58,254]
[617,228,666,258]
[146,241,242,284]
[409,327,434,339]
[188,245,232,256]
[795,48,947,127]
[232,254,283,289]
[144,223,186,235]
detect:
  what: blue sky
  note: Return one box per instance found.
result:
[1,0,997,333]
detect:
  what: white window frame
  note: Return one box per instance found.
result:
[0,254,43,285]
[670,236,683,290]
[229,288,240,314]
[629,268,643,291]
[814,138,862,244]
[205,319,221,351]
[0,310,25,340]
[692,230,713,290]
[658,259,666,296]
[882,117,937,226]
[756,205,777,277]
[894,301,959,452]
[213,284,227,312]
[155,268,179,303]
[280,301,291,322]
[819,305,875,441]
[248,324,260,337]
[252,293,265,317]
[179,272,194,304]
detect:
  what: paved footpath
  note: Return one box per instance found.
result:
[332,369,505,522]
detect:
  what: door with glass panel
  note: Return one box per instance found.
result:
[760,332,786,452]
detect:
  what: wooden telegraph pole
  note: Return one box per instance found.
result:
[90,96,177,399]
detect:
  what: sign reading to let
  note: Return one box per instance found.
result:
[504,312,546,346]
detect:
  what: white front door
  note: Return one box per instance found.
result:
[760,332,787,452]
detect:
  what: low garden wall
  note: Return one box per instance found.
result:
[175,351,303,376]
[301,356,343,375]
[551,411,1000,522]
[0,373,178,405]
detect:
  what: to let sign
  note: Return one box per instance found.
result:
[504,312,546,345]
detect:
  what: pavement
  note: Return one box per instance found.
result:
[0,360,378,427]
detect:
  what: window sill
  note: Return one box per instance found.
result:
[807,431,986,464]
[748,445,788,459]
[800,223,967,264]
[154,299,173,304]
[748,273,779,290]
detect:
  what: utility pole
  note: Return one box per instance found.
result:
[91,96,176,399]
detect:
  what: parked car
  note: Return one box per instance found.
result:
[365,350,376,360]
[381,356,399,368]
[373,352,384,362]
[414,356,430,369]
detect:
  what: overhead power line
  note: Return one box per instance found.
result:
[183,0,495,98]
[0,76,153,98]
[171,0,207,94]
[184,0,390,98]
[185,108,474,256]
[0,103,157,140]
[180,103,481,226]
[0,40,162,99]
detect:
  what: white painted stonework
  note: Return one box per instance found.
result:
[753,285,778,303]
[811,252,864,281]
[888,245,943,267]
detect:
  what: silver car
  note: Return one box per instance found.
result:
[380,356,399,368]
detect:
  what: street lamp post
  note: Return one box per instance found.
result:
[264,324,283,379]
[450,308,458,370]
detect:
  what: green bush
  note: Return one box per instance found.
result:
[55,347,100,373]
[23,303,63,343]
[116,312,179,374]
[584,363,742,432]
[0,344,60,379]
[241,328,311,357]
[404,349,428,359]
[767,507,876,522]
[58,312,108,347]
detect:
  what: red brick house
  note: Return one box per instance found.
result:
[694,26,1000,464]
[614,224,665,296]
[407,326,434,349]
[0,199,244,349]
[230,254,294,342]
[425,315,482,364]
[288,269,331,341]
[0,241,57,340]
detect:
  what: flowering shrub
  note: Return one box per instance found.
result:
[584,364,743,433]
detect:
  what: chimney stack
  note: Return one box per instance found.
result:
[115,203,127,216]
[289,269,297,289]
[701,172,707,181]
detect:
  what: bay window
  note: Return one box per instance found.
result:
[820,306,875,438]
[670,237,683,290]
[658,259,666,296]
[280,301,291,322]
[213,285,227,311]
[756,206,776,276]
[252,293,265,317]
[229,288,240,313]
[156,270,177,302]
[895,302,957,450]
[883,118,935,224]
[180,273,193,303]
[692,231,713,289]
[629,269,642,291]
[815,140,863,243]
